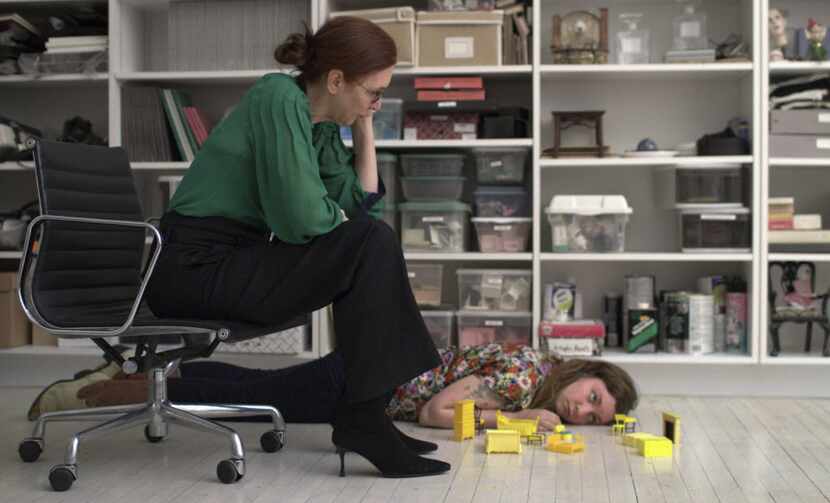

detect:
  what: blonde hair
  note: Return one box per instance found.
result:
[529,356,638,423]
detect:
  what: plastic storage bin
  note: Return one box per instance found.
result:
[680,207,751,252]
[545,195,632,253]
[457,269,532,311]
[473,187,529,217]
[421,309,454,349]
[401,176,465,201]
[339,98,403,141]
[400,201,471,252]
[472,147,528,184]
[19,49,108,75]
[380,203,398,235]
[675,164,745,207]
[377,152,398,205]
[471,217,531,252]
[407,263,444,306]
[457,311,532,347]
[401,153,464,177]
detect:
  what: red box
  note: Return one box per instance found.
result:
[403,111,479,140]
[539,320,605,339]
[414,76,484,89]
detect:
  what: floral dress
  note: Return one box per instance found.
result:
[386,343,554,421]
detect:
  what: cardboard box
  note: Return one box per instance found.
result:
[0,272,31,348]
[330,7,416,66]
[403,111,479,140]
[771,110,830,135]
[416,10,502,67]
[31,324,57,346]
[770,134,830,158]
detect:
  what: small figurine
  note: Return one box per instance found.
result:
[636,138,658,151]
[768,8,788,61]
[806,18,828,61]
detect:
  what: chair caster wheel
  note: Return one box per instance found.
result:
[260,430,285,453]
[19,438,43,462]
[144,425,165,443]
[49,464,77,492]
[217,459,244,484]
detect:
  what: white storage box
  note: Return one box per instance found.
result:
[401,153,465,177]
[400,201,471,252]
[422,309,454,349]
[545,195,632,253]
[472,147,528,184]
[457,311,532,347]
[680,207,751,253]
[330,7,416,66]
[408,263,444,306]
[472,217,531,252]
[401,176,465,201]
[416,10,503,67]
[457,269,531,311]
[217,325,308,354]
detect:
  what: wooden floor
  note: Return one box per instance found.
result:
[2,387,830,503]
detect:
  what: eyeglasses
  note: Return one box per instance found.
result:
[357,82,384,104]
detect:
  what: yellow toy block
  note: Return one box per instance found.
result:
[662,412,681,445]
[545,432,585,454]
[526,433,545,445]
[623,416,638,433]
[485,429,522,454]
[612,424,625,435]
[454,400,475,441]
[641,436,673,458]
[614,414,627,426]
[496,410,539,437]
[623,432,658,449]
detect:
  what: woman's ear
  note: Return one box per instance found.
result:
[327,69,344,95]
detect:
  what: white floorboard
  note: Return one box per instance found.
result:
[2,387,830,503]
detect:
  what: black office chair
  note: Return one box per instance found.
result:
[17,140,307,491]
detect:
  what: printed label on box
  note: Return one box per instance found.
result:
[404,127,418,140]
[454,123,476,134]
[484,320,504,327]
[438,101,457,108]
[819,113,830,123]
[490,160,503,168]
[422,216,445,223]
[817,138,830,150]
[493,225,512,231]
[445,37,474,59]
[462,133,477,140]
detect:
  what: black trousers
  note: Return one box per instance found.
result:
[146,211,441,404]
[169,353,345,423]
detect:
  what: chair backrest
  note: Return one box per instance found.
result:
[768,261,816,306]
[28,140,146,327]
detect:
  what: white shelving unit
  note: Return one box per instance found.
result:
[3,0,830,394]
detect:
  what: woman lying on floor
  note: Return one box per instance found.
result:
[30,343,638,434]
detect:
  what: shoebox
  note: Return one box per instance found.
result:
[403,110,479,140]
[330,7,416,66]
[416,10,503,67]
[0,272,30,348]
[771,110,830,135]
[769,134,830,158]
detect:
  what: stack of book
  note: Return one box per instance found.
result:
[664,48,716,63]
[768,196,829,244]
[45,35,107,54]
[768,197,795,230]
[415,76,485,105]
[0,14,45,75]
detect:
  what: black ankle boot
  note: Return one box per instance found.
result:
[392,423,438,454]
[332,396,450,478]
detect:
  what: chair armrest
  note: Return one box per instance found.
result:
[16,214,163,338]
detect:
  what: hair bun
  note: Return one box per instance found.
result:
[274,31,310,68]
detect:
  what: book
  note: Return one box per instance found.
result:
[170,89,200,155]
[417,89,486,101]
[46,35,108,47]
[414,76,483,89]
[769,220,794,230]
[0,14,41,37]
[184,107,205,146]
[160,88,194,162]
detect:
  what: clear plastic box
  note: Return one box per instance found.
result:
[339,98,403,141]
[400,176,465,201]
[471,217,531,253]
[472,147,528,184]
[457,269,532,311]
[401,154,464,177]
[545,195,632,253]
[676,164,745,207]
[377,152,398,205]
[457,311,532,347]
[473,187,529,217]
[407,263,444,306]
[400,201,471,252]
[421,309,454,349]
[680,207,751,252]
[18,49,108,75]
[159,176,183,211]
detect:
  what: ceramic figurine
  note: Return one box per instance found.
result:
[806,18,828,61]
[768,8,788,61]
[637,138,658,151]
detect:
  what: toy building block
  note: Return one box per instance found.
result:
[546,428,585,454]
[624,416,638,433]
[496,410,539,437]
[623,432,658,449]
[662,412,681,445]
[612,423,625,435]
[454,400,476,441]
[641,436,673,458]
[526,433,545,446]
[485,429,522,454]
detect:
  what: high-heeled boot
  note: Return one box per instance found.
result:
[332,396,450,478]
[380,390,438,454]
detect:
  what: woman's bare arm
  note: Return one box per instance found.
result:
[417,375,518,429]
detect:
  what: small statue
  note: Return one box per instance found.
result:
[636,138,658,151]
[768,9,788,61]
[806,18,828,61]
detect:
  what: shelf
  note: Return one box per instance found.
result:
[0,345,100,356]
[404,252,532,261]
[0,251,23,259]
[540,63,753,81]
[0,73,108,86]
[347,139,533,149]
[539,155,753,168]
[0,161,33,171]
[762,353,830,366]
[394,65,532,77]
[769,230,830,245]
[131,162,189,171]
[117,70,286,85]
[596,348,755,365]
[540,252,753,262]
[769,61,830,76]
[769,158,830,167]
[769,253,830,263]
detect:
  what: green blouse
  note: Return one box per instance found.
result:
[169,73,382,244]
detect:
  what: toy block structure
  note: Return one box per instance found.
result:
[545,425,585,454]
[623,432,658,449]
[485,429,522,454]
[641,436,673,458]
[454,400,476,441]
[662,412,681,445]
[496,410,539,437]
